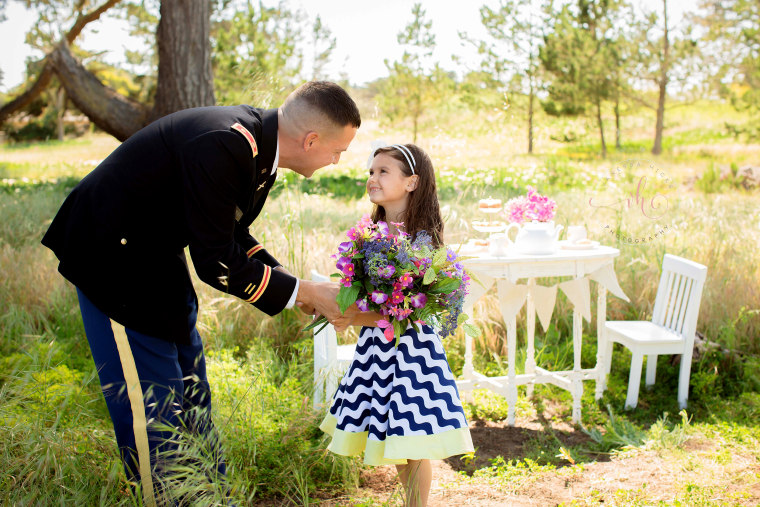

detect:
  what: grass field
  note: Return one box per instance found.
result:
[1,99,759,505]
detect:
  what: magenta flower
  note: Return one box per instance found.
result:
[356,298,369,312]
[390,291,404,305]
[341,263,355,276]
[376,319,395,342]
[398,273,414,288]
[340,276,352,288]
[410,293,427,308]
[347,227,361,240]
[378,265,395,279]
[371,291,388,304]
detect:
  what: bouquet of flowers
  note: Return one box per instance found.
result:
[504,186,557,224]
[307,214,479,344]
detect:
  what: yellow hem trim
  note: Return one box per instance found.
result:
[320,413,474,466]
[110,320,156,507]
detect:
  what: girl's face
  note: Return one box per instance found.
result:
[367,153,417,209]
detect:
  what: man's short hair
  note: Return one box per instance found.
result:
[286,81,361,129]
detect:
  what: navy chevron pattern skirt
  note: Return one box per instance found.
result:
[320,325,474,465]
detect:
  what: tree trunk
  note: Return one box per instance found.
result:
[614,92,621,150]
[528,76,535,154]
[55,86,66,141]
[596,98,607,158]
[0,0,121,125]
[153,0,215,119]
[1,0,214,141]
[652,0,669,155]
[49,42,150,141]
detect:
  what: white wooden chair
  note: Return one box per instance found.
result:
[602,254,708,409]
[311,270,356,409]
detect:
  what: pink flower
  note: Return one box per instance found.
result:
[340,276,352,288]
[398,273,414,288]
[410,293,427,308]
[371,291,389,304]
[341,263,355,276]
[389,307,412,319]
[390,291,404,305]
[376,319,395,342]
[346,227,362,241]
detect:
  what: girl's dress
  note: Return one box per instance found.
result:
[320,324,474,465]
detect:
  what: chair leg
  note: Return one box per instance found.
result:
[677,353,693,409]
[625,352,644,409]
[313,371,324,410]
[645,354,658,387]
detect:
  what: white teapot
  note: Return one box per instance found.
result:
[508,221,563,255]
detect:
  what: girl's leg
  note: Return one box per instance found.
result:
[395,459,432,507]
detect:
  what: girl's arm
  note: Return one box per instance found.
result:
[332,304,384,332]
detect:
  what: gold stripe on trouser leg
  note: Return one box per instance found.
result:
[110,320,157,507]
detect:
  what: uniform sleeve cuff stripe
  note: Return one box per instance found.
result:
[246,265,271,303]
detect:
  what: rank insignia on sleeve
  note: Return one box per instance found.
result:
[231,122,258,158]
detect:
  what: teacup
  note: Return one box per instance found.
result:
[488,233,511,256]
[567,225,587,243]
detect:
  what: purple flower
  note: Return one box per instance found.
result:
[377,221,390,236]
[371,291,388,304]
[378,264,396,279]
[356,297,369,312]
[447,249,457,262]
[336,256,351,271]
[410,293,427,308]
[338,241,353,254]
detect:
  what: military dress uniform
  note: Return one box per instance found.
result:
[42,106,293,503]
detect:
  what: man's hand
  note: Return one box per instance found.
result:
[296,279,343,322]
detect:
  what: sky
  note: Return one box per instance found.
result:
[0,0,689,94]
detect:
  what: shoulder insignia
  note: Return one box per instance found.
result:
[231,122,258,158]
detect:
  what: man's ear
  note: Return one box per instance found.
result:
[303,131,319,151]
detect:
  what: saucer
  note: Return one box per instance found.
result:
[559,240,599,250]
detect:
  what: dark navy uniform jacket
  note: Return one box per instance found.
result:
[42,106,297,344]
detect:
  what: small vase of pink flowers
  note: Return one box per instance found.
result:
[504,186,563,255]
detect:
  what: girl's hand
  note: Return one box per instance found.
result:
[331,314,353,333]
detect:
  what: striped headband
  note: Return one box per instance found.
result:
[371,142,416,174]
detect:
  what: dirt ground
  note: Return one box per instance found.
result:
[308,406,760,507]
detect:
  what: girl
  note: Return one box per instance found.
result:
[321,144,474,507]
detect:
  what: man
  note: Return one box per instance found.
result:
[41,81,360,505]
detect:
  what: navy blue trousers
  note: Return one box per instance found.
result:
[77,288,226,503]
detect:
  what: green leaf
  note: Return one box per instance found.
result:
[432,248,448,269]
[302,317,329,334]
[422,267,437,285]
[429,277,461,294]
[336,284,361,314]
[463,322,481,338]
[457,313,469,325]
[363,278,375,293]
[392,319,405,346]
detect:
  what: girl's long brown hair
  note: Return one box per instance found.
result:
[370,144,444,247]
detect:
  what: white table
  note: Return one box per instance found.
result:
[454,245,625,426]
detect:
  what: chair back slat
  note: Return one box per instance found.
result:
[652,255,708,344]
[674,278,694,334]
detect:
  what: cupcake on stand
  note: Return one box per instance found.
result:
[467,197,507,252]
